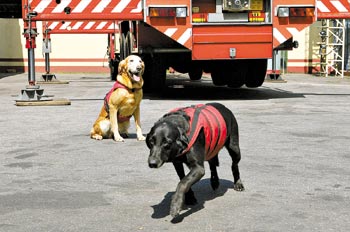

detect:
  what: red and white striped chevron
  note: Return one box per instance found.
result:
[25,0,143,20]
[144,0,192,49]
[44,20,119,33]
[158,27,192,50]
[317,0,350,19]
[272,0,316,48]
[273,0,350,48]
[273,25,310,49]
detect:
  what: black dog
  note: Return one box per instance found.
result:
[146,103,244,218]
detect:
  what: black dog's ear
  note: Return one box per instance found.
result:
[176,127,189,152]
[145,130,153,149]
[145,134,151,148]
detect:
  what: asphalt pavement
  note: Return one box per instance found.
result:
[1,72,350,232]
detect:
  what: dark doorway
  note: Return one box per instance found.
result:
[0,0,22,18]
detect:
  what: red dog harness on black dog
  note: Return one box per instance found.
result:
[174,104,227,160]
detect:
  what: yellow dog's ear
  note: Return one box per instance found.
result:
[141,61,145,75]
[118,59,127,74]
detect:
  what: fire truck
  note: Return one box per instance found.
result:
[21,0,349,91]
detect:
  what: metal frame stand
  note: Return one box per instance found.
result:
[266,50,286,82]
[17,11,47,101]
[318,19,345,77]
[41,25,57,82]
[16,10,70,106]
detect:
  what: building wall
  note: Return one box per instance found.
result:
[0,19,109,73]
[287,21,322,74]
[0,19,25,72]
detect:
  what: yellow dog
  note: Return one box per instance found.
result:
[90,55,145,142]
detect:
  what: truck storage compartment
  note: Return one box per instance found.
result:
[192,25,273,59]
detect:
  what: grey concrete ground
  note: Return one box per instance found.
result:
[0,72,350,232]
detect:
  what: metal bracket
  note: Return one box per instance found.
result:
[17,85,46,101]
[230,48,236,58]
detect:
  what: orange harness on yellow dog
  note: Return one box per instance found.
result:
[104,81,132,122]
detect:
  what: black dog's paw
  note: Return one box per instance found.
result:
[170,204,180,218]
[185,190,197,205]
[170,200,182,218]
[210,174,220,190]
[170,193,185,218]
[233,179,245,191]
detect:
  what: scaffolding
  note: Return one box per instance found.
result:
[318,19,346,77]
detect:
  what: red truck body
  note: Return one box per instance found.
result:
[21,0,350,90]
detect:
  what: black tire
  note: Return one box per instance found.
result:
[245,59,267,88]
[226,60,247,88]
[120,32,132,60]
[211,61,237,86]
[143,54,166,93]
[211,70,227,86]
[109,59,119,81]
[227,70,245,88]
[211,62,227,86]
[189,66,202,81]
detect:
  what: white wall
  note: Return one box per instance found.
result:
[287,21,322,73]
[0,19,109,73]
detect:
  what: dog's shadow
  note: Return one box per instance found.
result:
[151,178,234,223]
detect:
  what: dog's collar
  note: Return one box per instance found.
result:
[130,87,142,92]
[117,80,141,92]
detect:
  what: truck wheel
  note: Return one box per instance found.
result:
[227,70,245,88]
[189,66,202,81]
[143,55,166,92]
[120,32,132,60]
[211,71,226,86]
[211,64,227,86]
[109,59,119,81]
[245,59,267,88]
[227,60,247,88]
